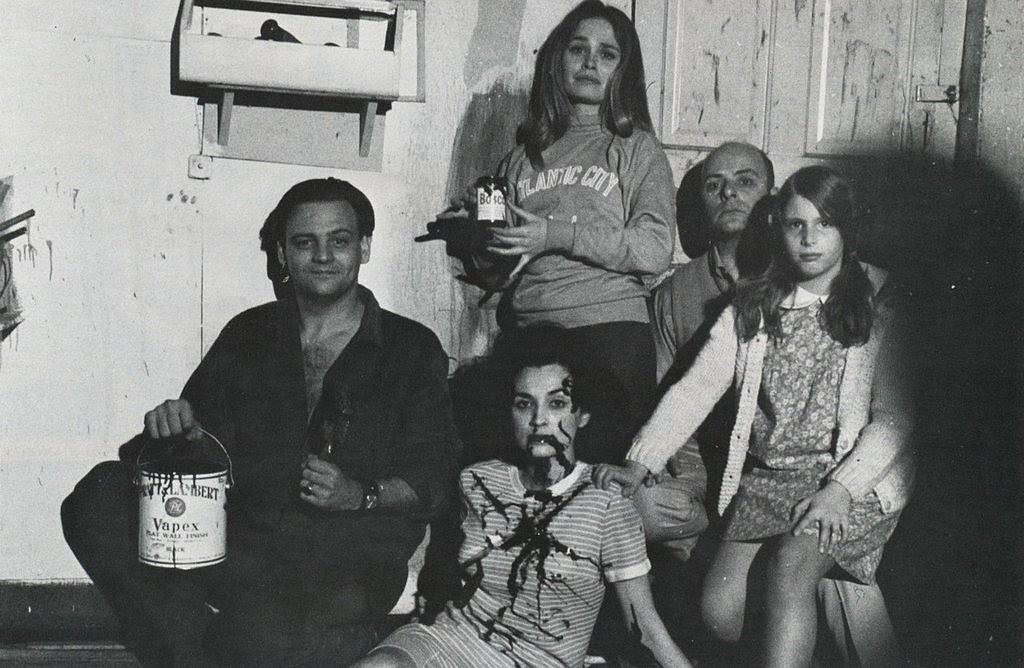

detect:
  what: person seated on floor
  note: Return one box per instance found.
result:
[61,178,459,666]
[355,329,691,668]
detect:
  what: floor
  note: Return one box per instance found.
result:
[0,642,139,666]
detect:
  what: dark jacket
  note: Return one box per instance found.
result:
[180,286,459,615]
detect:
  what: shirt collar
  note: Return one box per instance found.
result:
[352,284,384,349]
[782,285,829,309]
[516,461,585,497]
[707,245,737,290]
[280,284,384,349]
[547,461,585,496]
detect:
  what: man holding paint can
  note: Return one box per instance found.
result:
[62,178,460,666]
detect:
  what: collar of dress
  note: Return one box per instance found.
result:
[781,286,829,309]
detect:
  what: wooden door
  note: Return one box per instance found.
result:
[637,0,966,165]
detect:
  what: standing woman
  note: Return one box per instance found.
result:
[487,0,675,462]
[595,166,915,666]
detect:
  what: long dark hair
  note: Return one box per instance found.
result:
[734,166,874,346]
[518,0,652,169]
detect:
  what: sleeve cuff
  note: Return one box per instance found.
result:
[625,441,665,476]
[544,219,575,253]
[604,558,651,583]
[828,462,875,499]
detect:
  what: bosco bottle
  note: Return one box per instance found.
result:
[474,175,508,225]
[470,175,519,291]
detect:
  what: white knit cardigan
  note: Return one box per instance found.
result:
[628,277,916,516]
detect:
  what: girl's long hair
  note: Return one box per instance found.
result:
[518,0,652,169]
[734,165,874,347]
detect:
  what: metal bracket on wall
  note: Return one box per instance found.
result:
[916,84,959,104]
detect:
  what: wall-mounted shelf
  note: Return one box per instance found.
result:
[175,0,424,172]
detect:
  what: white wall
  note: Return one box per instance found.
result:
[980,0,1024,205]
[0,0,598,581]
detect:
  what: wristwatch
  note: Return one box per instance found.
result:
[360,480,382,511]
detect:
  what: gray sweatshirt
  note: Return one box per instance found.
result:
[499,114,675,327]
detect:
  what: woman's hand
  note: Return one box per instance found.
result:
[592,460,652,498]
[487,202,549,258]
[299,454,363,511]
[438,185,477,219]
[790,480,853,554]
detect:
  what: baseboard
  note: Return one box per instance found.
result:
[0,582,120,643]
[0,641,138,665]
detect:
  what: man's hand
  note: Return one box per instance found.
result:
[299,454,363,511]
[592,460,652,498]
[144,399,204,441]
[790,480,852,554]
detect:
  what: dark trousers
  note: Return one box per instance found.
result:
[567,320,657,463]
[61,461,386,667]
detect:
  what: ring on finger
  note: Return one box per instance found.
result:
[302,480,314,494]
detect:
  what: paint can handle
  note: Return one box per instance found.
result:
[135,428,235,489]
[197,428,234,489]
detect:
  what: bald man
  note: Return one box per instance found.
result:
[636,142,775,561]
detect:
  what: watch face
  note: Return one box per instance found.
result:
[362,481,381,510]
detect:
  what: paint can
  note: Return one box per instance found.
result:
[136,429,233,569]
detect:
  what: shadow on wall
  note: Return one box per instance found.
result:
[441,80,529,362]
[844,154,1024,666]
[675,160,710,259]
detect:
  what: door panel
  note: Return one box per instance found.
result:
[639,0,965,163]
[804,0,964,158]
[659,0,773,148]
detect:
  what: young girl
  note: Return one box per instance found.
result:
[595,166,915,665]
[486,0,676,463]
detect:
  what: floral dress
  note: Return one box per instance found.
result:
[721,300,899,583]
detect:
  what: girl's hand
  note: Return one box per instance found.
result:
[790,480,852,554]
[592,460,652,498]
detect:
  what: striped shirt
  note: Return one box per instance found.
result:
[459,460,648,666]
[379,460,650,667]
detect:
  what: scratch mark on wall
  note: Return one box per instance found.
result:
[46,240,53,281]
[850,97,860,141]
[144,360,150,377]
[794,0,808,21]
[16,243,37,267]
[166,193,174,202]
[835,39,894,143]
[704,50,720,104]
[71,189,79,210]
[721,17,731,34]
